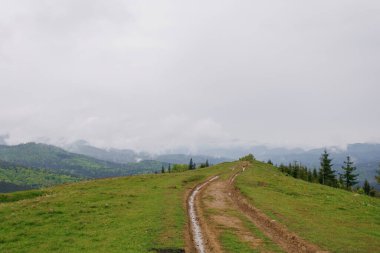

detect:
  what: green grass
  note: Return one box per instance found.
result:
[0,190,45,203]
[220,231,259,253]
[2,160,377,252]
[0,163,233,253]
[235,161,380,253]
[216,208,284,253]
[238,213,284,252]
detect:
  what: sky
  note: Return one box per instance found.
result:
[1,0,380,154]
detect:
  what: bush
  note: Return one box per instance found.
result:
[239,154,255,162]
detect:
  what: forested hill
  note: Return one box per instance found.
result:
[0,143,166,178]
[0,181,32,193]
[0,160,79,193]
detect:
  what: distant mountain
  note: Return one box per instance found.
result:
[64,140,232,165]
[155,154,231,165]
[65,140,150,163]
[249,143,380,189]
[0,143,165,179]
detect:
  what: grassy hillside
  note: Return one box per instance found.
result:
[235,161,380,253]
[0,163,234,253]
[1,160,379,252]
[0,143,165,178]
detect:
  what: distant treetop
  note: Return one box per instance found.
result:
[239,154,255,162]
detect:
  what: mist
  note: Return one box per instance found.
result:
[1,0,380,153]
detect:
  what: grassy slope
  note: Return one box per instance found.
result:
[0,163,233,253]
[235,161,380,253]
[2,160,378,253]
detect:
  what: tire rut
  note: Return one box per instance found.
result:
[187,163,327,253]
[229,169,327,253]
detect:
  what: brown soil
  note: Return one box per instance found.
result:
[186,163,328,253]
[229,170,327,253]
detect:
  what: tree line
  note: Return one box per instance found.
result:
[156,158,210,174]
[273,150,379,197]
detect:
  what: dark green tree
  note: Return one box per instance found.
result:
[161,165,165,174]
[312,168,318,183]
[319,150,336,186]
[168,164,171,173]
[341,156,358,190]
[363,179,371,195]
[189,158,195,170]
[369,187,376,197]
[267,159,273,165]
[292,165,299,178]
[239,154,255,162]
[338,174,344,188]
[307,170,313,182]
[376,164,380,185]
[200,160,210,168]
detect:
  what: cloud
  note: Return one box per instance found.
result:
[0,0,380,153]
[0,134,10,145]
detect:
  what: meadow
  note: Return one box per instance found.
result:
[235,161,380,253]
[0,163,233,253]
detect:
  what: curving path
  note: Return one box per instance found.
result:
[188,176,219,253]
[187,163,326,253]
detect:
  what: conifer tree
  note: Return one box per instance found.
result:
[189,158,194,170]
[312,168,318,182]
[168,164,171,173]
[363,179,371,195]
[338,174,344,188]
[205,159,209,167]
[319,150,336,187]
[341,156,358,190]
[161,165,165,174]
[307,170,313,182]
[301,166,308,181]
[292,161,299,178]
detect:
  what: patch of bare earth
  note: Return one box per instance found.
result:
[229,169,328,253]
[187,163,327,253]
[196,170,265,252]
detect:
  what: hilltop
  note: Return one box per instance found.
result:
[65,141,380,187]
[0,160,379,252]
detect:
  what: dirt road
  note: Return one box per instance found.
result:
[187,164,326,253]
[188,176,219,253]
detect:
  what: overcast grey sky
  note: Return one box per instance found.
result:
[1,0,379,153]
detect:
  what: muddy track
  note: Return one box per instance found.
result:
[187,176,219,253]
[187,164,327,253]
[229,169,326,253]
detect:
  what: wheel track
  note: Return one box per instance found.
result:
[187,176,219,253]
[229,167,327,253]
[187,163,327,253]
